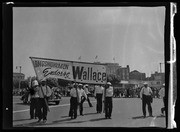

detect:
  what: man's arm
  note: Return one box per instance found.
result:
[140,88,143,99]
[46,86,52,97]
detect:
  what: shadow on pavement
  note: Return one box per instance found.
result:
[132,116,145,119]
[83,112,99,116]
[16,103,30,106]
[89,117,106,122]
[13,118,32,122]
[156,115,166,118]
[14,121,39,127]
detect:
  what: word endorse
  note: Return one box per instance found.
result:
[33,60,69,69]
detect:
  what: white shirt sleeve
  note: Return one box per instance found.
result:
[140,87,144,98]
[94,86,97,97]
[46,86,52,97]
[83,90,87,99]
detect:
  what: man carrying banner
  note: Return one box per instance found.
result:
[103,82,113,119]
[37,78,52,123]
[83,84,93,107]
[94,84,104,113]
[29,80,39,119]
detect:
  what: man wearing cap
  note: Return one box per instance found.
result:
[29,80,39,119]
[140,82,153,118]
[103,82,113,119]
[69,83,79,119]
[37,78,52,123]
[78,83,87,116]
[94,84,104,113]
[159,83,166,116]
[83,84,93,107]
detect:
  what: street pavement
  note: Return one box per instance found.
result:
[13,96,166,128]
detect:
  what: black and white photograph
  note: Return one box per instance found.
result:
[2,2,177,129]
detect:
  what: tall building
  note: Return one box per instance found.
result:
[129,70,146,80]
[94,62,130,81]
[116,65,130,80]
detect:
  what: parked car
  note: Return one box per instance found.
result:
[20,87,62,105]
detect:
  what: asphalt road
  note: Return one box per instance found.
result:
[13,96,166,128]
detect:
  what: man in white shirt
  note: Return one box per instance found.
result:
[140,82,153,118]
[83,84,93,107]
[78,84,87,116]
[37,78,52,123]
[29,80,39,119]
[159,83,166,116]
[94,85,104,113]
[103,82,113,119]
[69,83,79,119]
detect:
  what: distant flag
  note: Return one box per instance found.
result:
[95,55,98,59]
[78,56,81,60]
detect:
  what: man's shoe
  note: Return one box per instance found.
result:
[143,115,146,118]
[80,114,84,116]
[149,115,153,117]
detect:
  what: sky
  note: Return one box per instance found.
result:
[13,6,165,78]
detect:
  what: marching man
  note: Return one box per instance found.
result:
[78,84,87,116]
[37,78,52,123]
[69,83,79,119]
[83,84,93,107]
[140,82,153,118]
[94,84,104,113]
[103,82,113,119]
[159,83,166,116]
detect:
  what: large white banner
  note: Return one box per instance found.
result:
[30,57,107,84]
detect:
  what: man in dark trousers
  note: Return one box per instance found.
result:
[140,82,153,118]
[29,80,39,119]
[69,83,79,119]
[83,84,93,107]
[159,83,166,116]
[37,79,52,123]
[94,84,104,113]
[78,84,87,116]
[103,82,113,119]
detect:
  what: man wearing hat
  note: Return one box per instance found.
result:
[94,84,104,113]
[103,82,113,119]
[140,82,153,118]
[29,80,39,119]
[78,83,87,116]
[159,83,166,116]
[36,78,52,123]
[83,84,93,107]
[69,83,79,119]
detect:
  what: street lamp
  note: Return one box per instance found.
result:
[16,66,22,91]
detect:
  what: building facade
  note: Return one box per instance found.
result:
[129,70,146,80]
[94,62,130,81]
[13,73,25,81]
